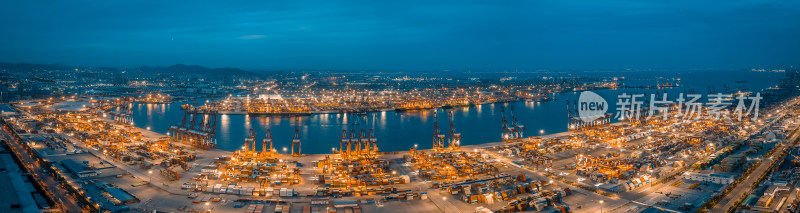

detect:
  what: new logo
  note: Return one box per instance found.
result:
[578,91,608,122]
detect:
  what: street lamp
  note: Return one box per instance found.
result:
[599,200,604,213]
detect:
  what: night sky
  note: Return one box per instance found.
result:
[2,0,799,71]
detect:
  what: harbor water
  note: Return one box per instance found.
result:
[128,70,787,153]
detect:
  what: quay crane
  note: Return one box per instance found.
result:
[262,125,275,157]
[168,108,191,143]
[447,110,461,150]
[319,113,394,194]
[566,99,612,131]
[109,96,134,125]
[358,129,366,157]
[168,104,218,150]
[501,105,515,142]
[245,128,256,153]
[339,114,380,159]
[433,110,446,151]
[566,100,575,130]
[349,128,358,157]
[340,129,349,159]
[291,117,302,156]
[189,102,199,130]
[499,104,526,142]
[368,129,378,156]
[510,105,525,138]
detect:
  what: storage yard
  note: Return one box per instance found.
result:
[0,92,799,213]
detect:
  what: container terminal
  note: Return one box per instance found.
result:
[4,0,800,211]
[1,63,799,213]
[0,80,799,213]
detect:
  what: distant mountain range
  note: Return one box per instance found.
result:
[0,62,71,72]
[135,64,258,76]
[0,62,260,77]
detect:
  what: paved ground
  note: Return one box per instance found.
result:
[1,130,84,212]
[710,125,800,212]
[7,96,799,213]
[478,145,631,213]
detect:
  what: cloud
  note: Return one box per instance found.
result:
[238,35,266,40]
[1,0,799,70]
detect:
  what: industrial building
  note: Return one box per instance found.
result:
[681,172,735,184]
[61,158,100,178]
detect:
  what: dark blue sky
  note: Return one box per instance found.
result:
[2,0,799,71]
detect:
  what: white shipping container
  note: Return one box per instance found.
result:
[311,199,329,205]
[246,187,254,195]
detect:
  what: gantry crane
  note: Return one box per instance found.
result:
[291,117,302,156]
[501,105,514,142]
[262,126,274,157]
[339,114,380,159]
[245,128,256,153]
[510,105,525,139]
[368,129,378,156]
[349,129,358,157]
[357,129,366,157]
[340,129,349,159]
[433,110,446,151]
[189,103,198,130]
[447,110,461,149]
[168,104,217,149]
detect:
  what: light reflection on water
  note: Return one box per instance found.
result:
[133,99,592,153]
[128,70,784,154]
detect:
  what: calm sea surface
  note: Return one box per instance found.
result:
[128,70,787,153]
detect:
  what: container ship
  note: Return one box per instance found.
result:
[394,99,436,112]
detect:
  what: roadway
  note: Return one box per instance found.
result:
[1,130,85,212]
[710,98,800,212]
[709,126,800,212]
